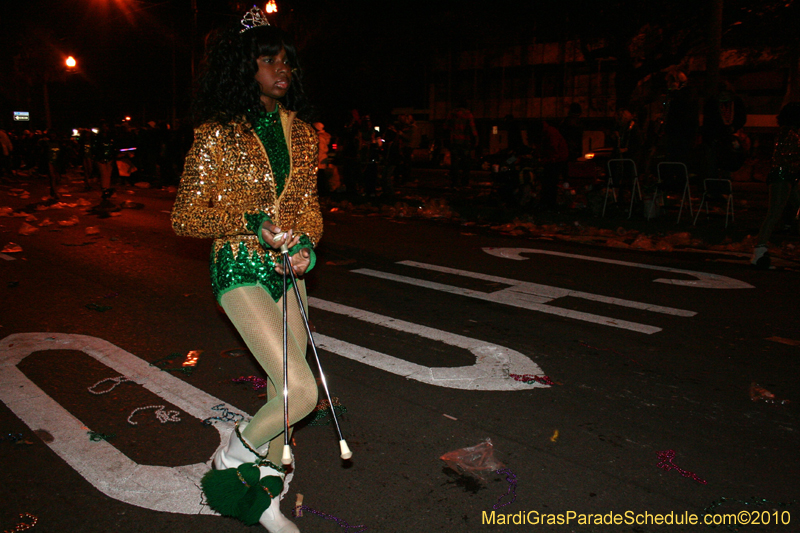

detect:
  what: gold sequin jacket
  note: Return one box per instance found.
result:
[171,106,322,302]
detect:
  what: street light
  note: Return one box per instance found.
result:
[44,55,78,129]
[265,1,277,14]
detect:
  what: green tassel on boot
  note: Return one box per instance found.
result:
[202,462,284,525]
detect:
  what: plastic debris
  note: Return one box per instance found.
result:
[85,226,100,235]
[550,430,559,442]
[1,242,23,253]
[18,222,39,235]
[58,215,80,227]
[440,438,505,482]
[38,218,52,227]
[749,382,790,404]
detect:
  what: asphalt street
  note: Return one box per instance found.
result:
[1,171,799,533]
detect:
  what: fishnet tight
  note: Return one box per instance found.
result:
[220,282,318,463]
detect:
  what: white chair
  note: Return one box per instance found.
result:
[604,159,642,218]
[693,178,734,227]
[656,162,694,223]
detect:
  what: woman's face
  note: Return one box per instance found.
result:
[254,47,291,110]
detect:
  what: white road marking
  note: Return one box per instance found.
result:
[353,262,689,334]
[482,248,754,289]
[0,314,546,513]
[0,332,244,516]
[309,298,546,391]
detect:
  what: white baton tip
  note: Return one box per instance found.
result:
[339,439,352,460]
[282,444,293,465]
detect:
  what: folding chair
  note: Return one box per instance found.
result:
[603,159,642,218]
[693,178,734,227]
[656,162,694,223]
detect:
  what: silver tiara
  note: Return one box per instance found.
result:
[240,6,270,33]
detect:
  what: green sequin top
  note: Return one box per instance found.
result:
[171,104,322,302]
[252,108,291,196]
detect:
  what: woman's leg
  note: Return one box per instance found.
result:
[220,282,318,450]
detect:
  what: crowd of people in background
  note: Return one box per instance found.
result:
[0,74,758,207]
[1,73,797,259]
[0,120,194,209]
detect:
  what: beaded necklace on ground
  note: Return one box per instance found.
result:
[250,107,290,197]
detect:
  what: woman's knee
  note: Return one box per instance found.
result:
[290,377,319,421]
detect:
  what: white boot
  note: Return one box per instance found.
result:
[212,424,258,470]
[259,455,300,533]
[210,423,299,533]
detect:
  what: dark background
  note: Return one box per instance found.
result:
[0,0,531,131]
[1,0,798,133]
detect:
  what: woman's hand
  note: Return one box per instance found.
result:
[274,247,311,277]
[260,222,300,251]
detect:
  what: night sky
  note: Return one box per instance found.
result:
[0,0,573,133]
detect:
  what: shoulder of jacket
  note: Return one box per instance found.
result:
[292,117,313,133]
[194,119,250,139]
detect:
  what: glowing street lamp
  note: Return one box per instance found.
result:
[66,56,77,69]
[265,1,277,14]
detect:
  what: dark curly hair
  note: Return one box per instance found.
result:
[192,24,309,126]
